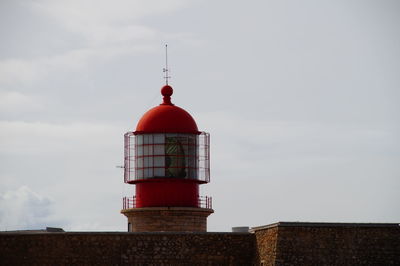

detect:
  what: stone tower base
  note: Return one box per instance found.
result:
[121,207,214,232]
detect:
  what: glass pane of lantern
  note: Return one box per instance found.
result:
[147,145,153,156]
[137,145,143,156]
[154,156,165,167]
[149,145,154,155]
[147,167,153,177]
[154,168,164,177]
[166,137,181,155]
[175,135,186,145]
[165,137,186,178]
[136,169,143,179]
[143,145,147,156]
[136,135,143,145]
[188,136,196,156]
[187,156,195,169]
[143,157,149,167]
[142,168,147,178]
[143,134,149,144]
[188,135,197,179]
[137,157,143,168]
[153,145,164,155]
[143,168,150,178]
[187,167,195,179]
[154,134,164,144]
[166,133,175,138]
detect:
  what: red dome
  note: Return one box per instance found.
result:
[135,85,199,134]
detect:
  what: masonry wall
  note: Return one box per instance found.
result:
[253,222,400,266]
[0,232,257,266]
[121,207,213,232]
[2,223,399,265]
[253,226,278,266]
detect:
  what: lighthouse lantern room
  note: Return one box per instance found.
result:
[121,84,213,232]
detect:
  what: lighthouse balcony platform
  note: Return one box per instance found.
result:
[121,196,214,232]
[122,195,212,210]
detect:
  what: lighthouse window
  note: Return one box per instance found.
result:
[143,156,150,167]
[136,169,143,178]
[143,168,153,178]
[165,136,187,178]
[153,134,164,144]
[154,156,165,167]
[142,145,153,156]
[154,168,165,177]
[137,146,143,156]
[153,145,164,155]
[126,132,210,182]
[137,158,143,168]
[134,133,200,180]
[187,136,196,168]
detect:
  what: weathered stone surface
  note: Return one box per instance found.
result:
[253,226,278,266]
[0,232,256,265]
[1,222,399,265]
[121,207,214,232]
[253,222,400,266]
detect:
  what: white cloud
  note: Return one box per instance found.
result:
[0,120,123,155]
[29,0,188,49]
[0,0,200,86]
[0,43,155,85]
[198,111,397,161]
[0,91,43,112]
[0,59,40,85]
[0,186,65,230]
[30,0,188,28]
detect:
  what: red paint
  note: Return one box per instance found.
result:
[135,179,199,207]
[161,85,173,105]
[135,85,199,134]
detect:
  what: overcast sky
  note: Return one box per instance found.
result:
[0,0,399,232]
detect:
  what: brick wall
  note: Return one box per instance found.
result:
[253,222,400,266]
[0,232,256,265]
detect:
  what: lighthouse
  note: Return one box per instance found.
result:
[121,84,213,232]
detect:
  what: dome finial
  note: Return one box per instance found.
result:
[161,85,173,105]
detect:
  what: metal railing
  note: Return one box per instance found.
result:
[198,196,213,209]
[122,196,136,209]
[122,196,212,210]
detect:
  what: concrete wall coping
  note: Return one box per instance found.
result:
[251,221,400,231]
[0,231,252,236]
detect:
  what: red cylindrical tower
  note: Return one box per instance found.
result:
[121,85,213,232]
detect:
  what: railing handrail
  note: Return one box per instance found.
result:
[198,196,213,209]
[122,195,212,210]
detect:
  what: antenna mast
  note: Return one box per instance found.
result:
[163,44,171,85]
